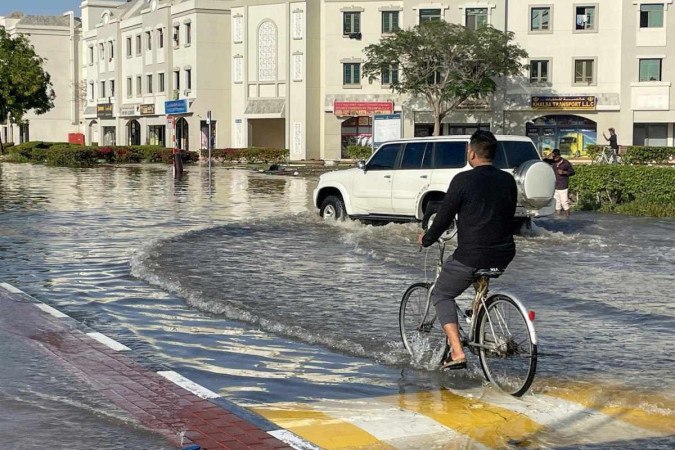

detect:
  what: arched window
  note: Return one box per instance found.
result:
[257,21,278,82]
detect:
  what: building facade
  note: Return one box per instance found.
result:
[80,0,231,151]
[2,0,674,157]
[0,12,81,145]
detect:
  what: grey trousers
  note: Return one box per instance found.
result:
[430,258,477,326]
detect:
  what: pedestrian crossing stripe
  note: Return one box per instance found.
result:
[251,405,394,449]
[539,381,675,434]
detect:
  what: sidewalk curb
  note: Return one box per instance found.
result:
[0,282,319,450]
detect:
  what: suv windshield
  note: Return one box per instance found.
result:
[494,141,540,169]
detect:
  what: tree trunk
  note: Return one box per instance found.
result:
[433,115,442,136]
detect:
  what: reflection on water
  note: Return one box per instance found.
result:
[0,163,673,448]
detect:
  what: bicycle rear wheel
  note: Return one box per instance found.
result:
[399,283,446,364]
[476,294,537,397]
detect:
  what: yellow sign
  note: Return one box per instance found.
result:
[531,96,596,110]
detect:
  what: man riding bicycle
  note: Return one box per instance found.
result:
[417,130,517,370]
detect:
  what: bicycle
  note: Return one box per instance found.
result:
[399,232,538,397]
[593,146,620,164]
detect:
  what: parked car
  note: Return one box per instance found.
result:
[313,135,556,230]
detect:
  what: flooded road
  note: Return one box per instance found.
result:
[0,163,672,448]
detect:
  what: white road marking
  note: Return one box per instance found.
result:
[86,332,131,351]
[268,430,321,450]
[156,370,220,399]
[35,303,70,318]
[0,282,25,294]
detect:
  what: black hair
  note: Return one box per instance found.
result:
[469,130,497,160]
[552,148,561,156]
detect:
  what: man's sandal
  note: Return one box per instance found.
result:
[441,355,467,370]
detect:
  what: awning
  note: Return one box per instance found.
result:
[83,106,97,117]
[244,99,286,118]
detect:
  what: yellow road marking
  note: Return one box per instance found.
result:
[540,381,675,434]
[383,390,544,448]
[252,404,392,449]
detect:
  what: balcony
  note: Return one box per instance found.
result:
[630,82,671,111]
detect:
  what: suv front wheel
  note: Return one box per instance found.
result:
[319,195,347,221]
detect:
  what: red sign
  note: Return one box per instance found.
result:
[334,101,393,116]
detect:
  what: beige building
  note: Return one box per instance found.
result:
[0,12,82,145]
[80,0,230,150]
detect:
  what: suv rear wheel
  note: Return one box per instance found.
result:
[319,195,347,221]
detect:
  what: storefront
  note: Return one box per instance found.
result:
[335,101,392,158]
[97,103,116,146]
[165,99,190,151]
[526,115,597,157]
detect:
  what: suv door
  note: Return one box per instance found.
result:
[391,142,432,214]
[352,143,401,213]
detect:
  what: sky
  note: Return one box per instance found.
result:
[2,1,108,17]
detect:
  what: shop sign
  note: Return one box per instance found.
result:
[165,99,189,115]
[334,101,393,116]
[456,97,490,110]
[140,104,156,115]
[531,96,596,110]
[97,103,114,119]
[119,104,137,117]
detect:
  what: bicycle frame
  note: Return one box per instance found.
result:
[425,241,537,354]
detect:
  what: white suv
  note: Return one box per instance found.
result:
[313,135,556,229]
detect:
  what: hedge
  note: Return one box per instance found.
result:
[586,144,675,165]
[345,145,373,160]
[569,165,675,216]
[4,141,198,167]
[201,147,289,163]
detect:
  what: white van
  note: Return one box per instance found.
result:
[313,135,556,229]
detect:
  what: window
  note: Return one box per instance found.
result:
[633,123,667,146]
[99,43,104,60]
[400,142,430,169]
[100,81,106,98]
[173,25,180,47]
[428,71,442,84]
[530,60,550,83]
[433,142,467,169]
[639,58,662,81]
[575,6,596,31]
[495,141,540,169]
[185,22,192,45]
[108,41,114,59]
[343,12,361,35]
[110,80,115,97]
[185,69,192,91]
[530,7,550,31]
[88,81,94,100]
[367,144,400,170]
[640,4,664,28]
[148,125,166,147]
[159,72,165,92]
[420,9,441,23]
[574,59,594,84]
[158,28,164,48]
[147,75,153,93]
[343,63,361,85]
[126,77,132,98]
[88,45,94,64]
[136,35,141,55]
[136,76,142,96]
[381,64,399,85]
[126,37,132,57]
[146,31,152,51]
[382,11,400,33]
[174,70,180,90]
[466,8,488,30]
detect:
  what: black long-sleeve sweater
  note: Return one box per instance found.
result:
[422,165,517,269]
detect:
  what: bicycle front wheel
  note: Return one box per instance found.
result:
[476,294,537,397]
[399,283,446,363]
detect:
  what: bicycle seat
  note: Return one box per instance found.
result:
[474,268,504,279]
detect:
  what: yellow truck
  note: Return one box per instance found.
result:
[558,133,589,158]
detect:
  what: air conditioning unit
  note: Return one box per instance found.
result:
[348,32,362,40]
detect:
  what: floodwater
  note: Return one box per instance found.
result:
[0,163,672,448]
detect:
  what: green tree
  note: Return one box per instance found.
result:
[0,28,55,152]
[363,22,528,136]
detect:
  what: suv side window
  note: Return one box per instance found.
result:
[367,143,400,170]
[400,142,428,169]
[498,141,539,168]
[433,141,467,168]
